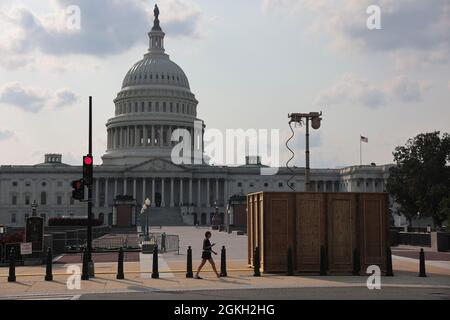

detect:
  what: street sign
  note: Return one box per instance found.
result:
[20,242,32,255]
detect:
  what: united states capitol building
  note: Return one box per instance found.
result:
[0,8,397,228]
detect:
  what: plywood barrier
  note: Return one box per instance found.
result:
[247,192,389,275]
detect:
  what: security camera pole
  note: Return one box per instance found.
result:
[288,112,323,192]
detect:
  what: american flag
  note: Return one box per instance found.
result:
[361,136,369,143]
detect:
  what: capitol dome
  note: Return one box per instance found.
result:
[122,54,191,91]
[102,5,204,166]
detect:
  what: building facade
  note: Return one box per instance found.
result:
[0,10,396,228]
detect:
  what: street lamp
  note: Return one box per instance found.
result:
[226,203,231,234]
[141,198,151,240]
[288,112,323,192]
[212,201,221,230]
[416,211,421,233]
[31,200,38,217]
[0,225,5,263]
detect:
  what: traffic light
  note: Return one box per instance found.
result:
[83,155,93,186]
[71,179,85,201]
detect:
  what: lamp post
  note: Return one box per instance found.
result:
[31,201,38,217]
[288,112,323,192]
[141,198,151,241]
[416,211,421,233]
[0,225,5,263]
[226,203,231,234]
[212,201,220,230]
[0,224,5,242]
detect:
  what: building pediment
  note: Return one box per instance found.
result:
[127,158,188,173]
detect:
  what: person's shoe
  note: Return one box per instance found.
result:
[195,275,203,279]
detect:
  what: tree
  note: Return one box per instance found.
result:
[386,132,450,228]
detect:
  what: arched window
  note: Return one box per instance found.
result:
[40,192,47,205]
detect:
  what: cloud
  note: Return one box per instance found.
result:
[0,82,79,113]
[315,74,428,108]
[0,0,205,69]
[261,0,450,65]
[0,130,14,141]
[52,88,79,108]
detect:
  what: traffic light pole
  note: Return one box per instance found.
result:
[87,96,94,276]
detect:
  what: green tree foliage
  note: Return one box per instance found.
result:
[387,132,450,227]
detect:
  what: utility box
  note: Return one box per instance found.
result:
[247,192,389,275]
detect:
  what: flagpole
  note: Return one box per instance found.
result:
[360,135,362,166]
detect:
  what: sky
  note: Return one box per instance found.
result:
[0,0,449,168]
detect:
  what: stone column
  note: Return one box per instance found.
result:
[143,126,148,146]
[332,181,335,193]
[121,127,125,147]
[167,126,172,146]
[170,178,174,207]
[223,179,228,205]
[160,125,164,147]
[152,178,156,207]
[104,178,109,208]
[151,126,155,146]
[123,178,127,196]
[180,178,184,206]
[161,178,166,207]
[95,179,100,208]
[197,179,201,207]
[206,179,210,207]
[142,178,146,203]
[135,126,139,147]
[215,179,219,203]
[133,178,137,200]
[114,179,118,199]
[189,178,193,206]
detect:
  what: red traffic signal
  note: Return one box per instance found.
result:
[83,155,94,186]
[83,156,93,166]
[71,179,85,201]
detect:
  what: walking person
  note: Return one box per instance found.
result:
[195,231,220,279]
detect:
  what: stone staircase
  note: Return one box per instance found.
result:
[142,207,186,226]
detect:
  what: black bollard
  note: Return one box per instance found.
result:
[253,247,261,277]
[287,247,294,276]
[386,247,394,277]
[320,246,327,276]
[117,248,125,280]
[220,246,228,277]
[152,245,159,279]
[81,247,89,281]
[186,246,193,278]
[419,248,427,277]
[45,247,53,281]
[352,248,361,276]
[8,248,16,283]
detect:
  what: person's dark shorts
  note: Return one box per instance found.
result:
[202,251,212,260]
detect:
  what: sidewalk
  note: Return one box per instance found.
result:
[0,256,449,299]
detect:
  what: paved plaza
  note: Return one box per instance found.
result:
[0,227,449,300]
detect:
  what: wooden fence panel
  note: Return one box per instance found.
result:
[327,193,357,274]
[295,193,326,272]
[359,193,388,272]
